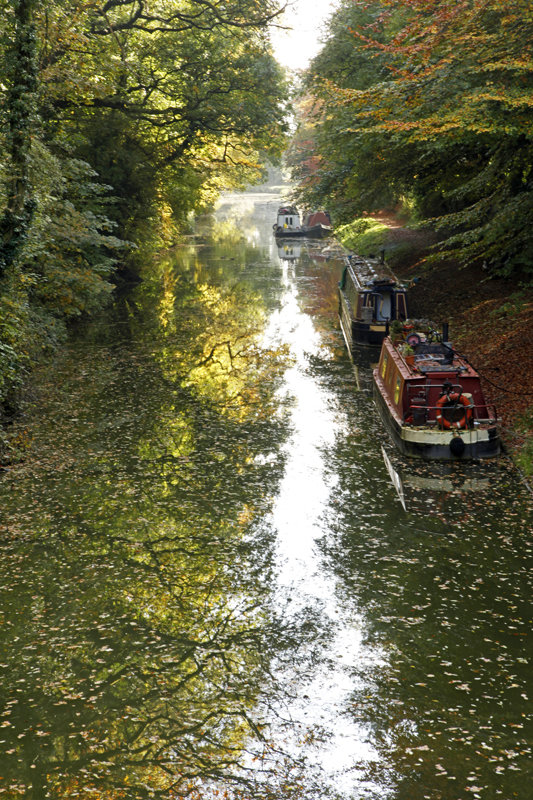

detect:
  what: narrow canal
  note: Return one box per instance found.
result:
[0,192,531,800]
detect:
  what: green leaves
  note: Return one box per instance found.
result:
[291,0,533,276]
[0,0,39,278]
[0,0,290,421]
[39,0,290,237]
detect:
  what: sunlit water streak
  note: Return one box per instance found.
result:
[260,256,382,790]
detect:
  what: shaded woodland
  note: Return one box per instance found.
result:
[0,0,289,429]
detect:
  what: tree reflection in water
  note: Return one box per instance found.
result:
[1,197,532,800]
[0,239,324,798]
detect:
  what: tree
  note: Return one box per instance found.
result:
[287,2,401,219]
[0,0,290,423]
[38,0,290,238]
[292,0,533,276]
[0,0,38,278]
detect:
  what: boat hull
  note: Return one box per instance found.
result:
[339,290,386,349]
[373,371,500,461]
[274,224,332,240]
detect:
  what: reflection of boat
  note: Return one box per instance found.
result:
[307,241,347,263]
[373,322,500,460]
[338,254,408,352]
[382,446,406,511]
[277,241,303,262]
[382,446,497,514]
[273,206,332,239]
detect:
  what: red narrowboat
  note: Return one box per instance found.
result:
[373,322,500,460]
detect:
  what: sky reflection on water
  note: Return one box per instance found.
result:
[264,258,380,791]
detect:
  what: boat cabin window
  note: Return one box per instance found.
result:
[394,375,402,405]
[356,291,374,319]
[381,352,389,379]
[396,292,407,320]
[278,214,299,227]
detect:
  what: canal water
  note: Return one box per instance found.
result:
[0,192,531,800]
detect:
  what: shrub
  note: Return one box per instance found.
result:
[336,217,388,257]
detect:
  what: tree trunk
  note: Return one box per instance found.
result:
[0,0,38,277]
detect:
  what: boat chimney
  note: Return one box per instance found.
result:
[442,322,449,341]
[380,248,385,263]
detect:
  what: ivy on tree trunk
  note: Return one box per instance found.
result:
[0,0,38,278]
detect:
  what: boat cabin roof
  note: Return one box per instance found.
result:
[304,211,331,227]
[411,344,475,376]
[345,255,404,293]
[277,205,299,216]
[385,335,479,380]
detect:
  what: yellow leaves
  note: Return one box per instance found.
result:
[475,90,533,109]
[480,58,533,73]
[238,505,255,526]
[158,268,180,331]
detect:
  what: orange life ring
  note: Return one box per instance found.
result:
[436,392,473,430]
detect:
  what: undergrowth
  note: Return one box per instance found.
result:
[335,217,388,257]
[515,407,533,478]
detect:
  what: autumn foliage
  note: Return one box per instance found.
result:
[290,0,533,276]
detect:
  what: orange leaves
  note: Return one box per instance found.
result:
[348,0,470,64]
[322,0,533,143]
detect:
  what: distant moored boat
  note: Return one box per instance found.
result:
[273,206,332,239]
